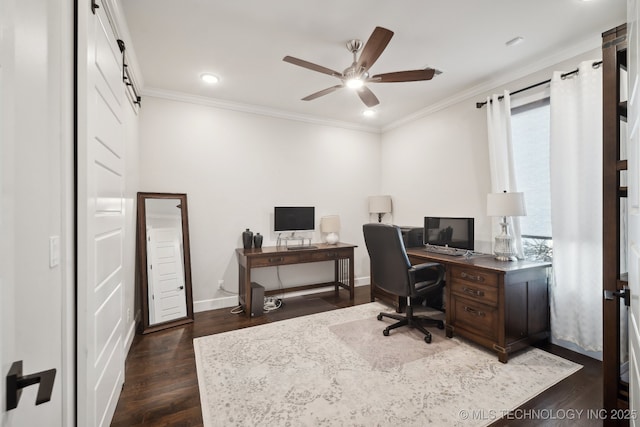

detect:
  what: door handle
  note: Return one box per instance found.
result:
[179,286,184,290]
[604,288,631,307]
[6,360,56,410]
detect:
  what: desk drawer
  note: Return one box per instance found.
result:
[450,266,498,287]
[311,249,349,262]
[450,279,498,306]
[450,296,497,341]
[250,254,307,267]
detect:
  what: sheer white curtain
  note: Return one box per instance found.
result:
[486,90,524,258]
[549,60,603,352]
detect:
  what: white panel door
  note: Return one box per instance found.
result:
[0,0,72,425]
[627,0,639,423]
[77,1,126,426]
[148,228,187,324]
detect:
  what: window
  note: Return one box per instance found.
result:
[511,98,553,261]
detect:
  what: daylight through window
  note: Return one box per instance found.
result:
[511,98,553,261]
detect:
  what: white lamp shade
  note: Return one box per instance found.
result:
[320,215,341,233]
[487,192,527,217]
[369,195,392,214]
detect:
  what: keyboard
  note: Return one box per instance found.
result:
[422,245,468,257]
[286,245,318,251]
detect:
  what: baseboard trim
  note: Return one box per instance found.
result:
[194,295,239,313]
[123,315,138,357]
[194,277,369,313]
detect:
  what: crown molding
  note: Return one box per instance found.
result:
[382,35,601,132]
[141,88,382,134]
[142,34,600,136]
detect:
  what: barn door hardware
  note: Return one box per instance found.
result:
[117,39,142,107]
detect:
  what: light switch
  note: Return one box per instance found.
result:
[49,236,60,268]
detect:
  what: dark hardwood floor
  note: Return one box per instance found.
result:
[111,286,602,426]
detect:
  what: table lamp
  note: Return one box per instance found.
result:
[369,195,392,223]
[320,215,341,244]
[487,191,526,261]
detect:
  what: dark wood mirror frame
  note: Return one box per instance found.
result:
[136,192,194,334]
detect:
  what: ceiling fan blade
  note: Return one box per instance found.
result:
[283,56,343,78]
[301,85,344,101]
[356,86,380,108]
[355,27,394,73]
[369,68,436,83]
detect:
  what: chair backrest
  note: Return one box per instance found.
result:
[363,223,412,297]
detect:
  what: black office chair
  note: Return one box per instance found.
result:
[363,223,445,343]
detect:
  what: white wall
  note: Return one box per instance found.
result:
[381,101,492,251]
[137,48,604,313]
[381,48,603,254]
[138,96,381,310]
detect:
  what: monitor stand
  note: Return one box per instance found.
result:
[277,232,312,248]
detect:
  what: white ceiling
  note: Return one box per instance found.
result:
[120,0,625,130]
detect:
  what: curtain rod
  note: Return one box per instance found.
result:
[475,60,603,109]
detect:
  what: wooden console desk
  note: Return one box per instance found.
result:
[236,243,356,318]
[371,248,551,363]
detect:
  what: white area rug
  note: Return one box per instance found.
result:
[194,302,581,427]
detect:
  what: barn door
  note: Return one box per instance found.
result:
[77,0,126,425]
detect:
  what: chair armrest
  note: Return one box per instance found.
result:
[409,262,445,286]
[410,262,442,272]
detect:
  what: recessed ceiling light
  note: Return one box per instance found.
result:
[505,36,524,47]
[200,73,220,84]
[362,109,376,117]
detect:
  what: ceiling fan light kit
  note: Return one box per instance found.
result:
[283,26,437,108]
[346,78,364,89]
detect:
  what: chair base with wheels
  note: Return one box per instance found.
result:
[377,297,444,343]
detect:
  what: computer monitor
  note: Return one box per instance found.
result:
[424,217,474,250]
[274,207,315,232]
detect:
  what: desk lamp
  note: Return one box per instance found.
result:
[487,191,526,261]
[369,195,392,223]
[320,215,341,244]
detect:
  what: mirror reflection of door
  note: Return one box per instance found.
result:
[145,199,187,324]
[147,227,186,324]
[137,193,194,333]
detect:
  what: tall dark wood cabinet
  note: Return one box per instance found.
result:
[602,24,630,420]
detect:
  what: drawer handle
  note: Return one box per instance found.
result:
[464,306,486,317]
[326,252,338,258]
[462,287,484,297]
[268,257,284,263]
[460,272,484,282]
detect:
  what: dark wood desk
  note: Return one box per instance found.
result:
[371,248,551,363]
[236,243,356,318]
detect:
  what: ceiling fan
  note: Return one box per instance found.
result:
[283,26,438,108]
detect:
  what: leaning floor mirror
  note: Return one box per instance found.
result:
[136,192,194,334]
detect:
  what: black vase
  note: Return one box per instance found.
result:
[253,233,263,248]
[242,228,253,249]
